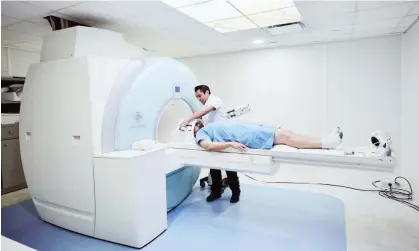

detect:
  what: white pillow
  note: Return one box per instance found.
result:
[132,139,158,151]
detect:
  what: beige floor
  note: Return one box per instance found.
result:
[1,188,31,208]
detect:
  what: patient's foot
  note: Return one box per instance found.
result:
[206,193,221,202]
[230,193,240,203]
[321,127,343,149]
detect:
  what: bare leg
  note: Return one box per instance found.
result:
[273,128,343,149]
[274,129,322,149]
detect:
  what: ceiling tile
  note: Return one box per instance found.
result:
[123,25,221,54]
[58,1,126,25]
[357,1,401,11]
[1,1,51,20]
[6,21,52,38]
[303,12,355,31]
[24,1,82,11]
[161,0,210,8]
[27,13,84,26]
[26,16,51,26]
[354,16,403,30]
[1,16,21,27]
[270,31,314,46]
[395,15,419,33]
[352,26,395,38]
[248,7,302,27]
[178,0,242,23]
[107,1,177,21]
[227,0,295,15]
[293,1,314,7]
[47,12,97,27]
[399,15,418,27]
[60,1,193,27]
[266,22,304,35]
[352,19,401,37]
[312,30,352,42]
[356,2,415,23]
[297,1,356,15]
[409,2,419,15]
[162,24,230,47]
[1,29,41,43]
[123,6,200,31]
[222,28,271,43]
[205,16,258,33]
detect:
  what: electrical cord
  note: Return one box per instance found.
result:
[243,174,419,212]
[372,177,419,212]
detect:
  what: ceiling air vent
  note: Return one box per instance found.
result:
[44,15,91,31]
[265,22,304,35]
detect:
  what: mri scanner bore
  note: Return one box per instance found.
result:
[18,26,401,249]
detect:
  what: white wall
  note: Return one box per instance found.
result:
[181,36,403,187]
[1,47,9,76]
[1,47,40,77]
[401,20,419,195]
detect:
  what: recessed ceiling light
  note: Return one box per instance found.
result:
[252,39,265,44]
[178,0,242,23]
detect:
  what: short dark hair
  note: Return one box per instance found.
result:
[194,120,204,137]
[194,85,211,95]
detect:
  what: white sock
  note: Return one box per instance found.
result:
[321,127,343,149]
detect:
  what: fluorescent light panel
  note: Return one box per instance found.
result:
[227,0,295,15]
[248,7,302,27]
[162,0,302,33]
[178,0,242,23]
[161,0,210,8]
[205,16,258,33]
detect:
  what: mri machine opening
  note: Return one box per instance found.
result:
[156,99,194,144]
[155,99,202,211]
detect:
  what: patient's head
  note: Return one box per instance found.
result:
[193,120,205,137]
[195,85,211,105]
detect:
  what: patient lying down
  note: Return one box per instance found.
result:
[193,120,343,152]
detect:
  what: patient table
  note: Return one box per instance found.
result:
[169,142,395,174]
[19,27,396,249]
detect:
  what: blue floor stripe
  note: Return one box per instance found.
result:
[2,184,347,251]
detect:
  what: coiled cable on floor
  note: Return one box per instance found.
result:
[243,175,419,212]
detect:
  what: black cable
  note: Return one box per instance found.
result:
[243,174,419,212]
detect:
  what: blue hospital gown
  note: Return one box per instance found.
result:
[195,121,275,149]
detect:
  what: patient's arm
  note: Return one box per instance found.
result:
[199,140,247,152]
[189,105,215,120]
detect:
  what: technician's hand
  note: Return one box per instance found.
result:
[229,142,247,152]
[179,119,189,129]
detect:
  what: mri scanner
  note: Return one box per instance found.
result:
[19,27,396,249]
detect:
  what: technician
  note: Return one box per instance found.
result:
[179,85,241,203]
